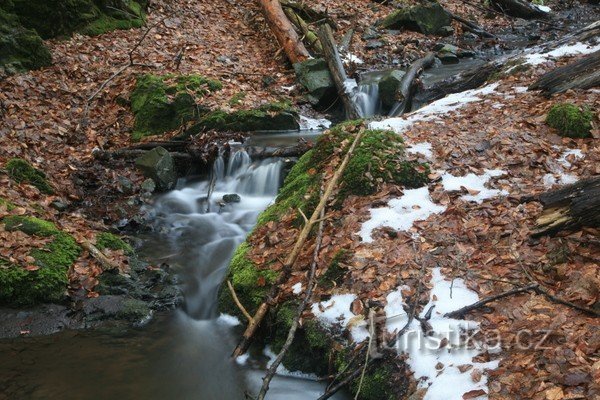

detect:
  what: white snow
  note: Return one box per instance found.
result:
[217,313,240,327]
[370,83,499,134]
[385,268,499,400]
[512,86,528,93]
[292,282,303,294]
[235,353,250,365]
[532,4,551,12]
[407,142,433,159]
[281,85,296,91]
[343,53,364,64]
[299,115,332,130]
[359,187,446,242]
[441,169,508,203]
[311,293,369,342]
[344,79,358,94]
[558,148,583,168]
[543,148,584,187]
[524,42,600,66]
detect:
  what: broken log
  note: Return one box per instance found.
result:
[389,52,435,117]
[92,148,193,162]
[491,0,550,19]
[532,176,600,237]
[243,142,312,159]
[283,6,323,54]
[316,23,362,119]
[450,12,496,39]
[529,50,600,95]
[258,0,310,64]
[413,61,502,105]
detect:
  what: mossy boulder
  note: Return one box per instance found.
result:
[96,232,133,253]
[546,103,593,138]
[378,70,406,112]
[0,8,51,75]
[0,216,81,306]
[293,58,336,108]
[130,74,220,140]
[5,158,53,194]
[10,0,146,39]
[379,2,452,35]
[191,102,300,133]
[134,146,177,191]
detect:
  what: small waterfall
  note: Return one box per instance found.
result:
[352,82,380,118]
[152,148,283,319]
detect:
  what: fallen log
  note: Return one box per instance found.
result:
[316,23,362,119]
[283,6,323,54]
[244,142,312,159]
[82,240,119,272]
[92,148,193,162]
[529,50,600,95]
[532,176,600,237]
[449,12,496,39]
[258,0,310,64]
[413,61,502,105]
[491,0,551,19]
[389,52,435,117]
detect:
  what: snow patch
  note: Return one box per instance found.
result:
[359,187,446,242]
[370,83,499,134]
[264,346,319,380]
[558,148,583,168]
[311,293,369,343]
[235,353,250,365]
[441,169,508,203]
[524,42,600,66]
[344,79,358,94]
[343,53,364,64]
[512,86,528,93]
[407,142,433,159]
[532,4,551,12]
[292,282,303,294]
[299,115,332,130]
[217,313,240,327]
[385,268,499,400]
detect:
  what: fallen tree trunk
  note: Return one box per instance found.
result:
[491,0,550,18]
[529,50,600,95]
[244,142,312,159]
[283,6,322,54]
[450,12,496,38]
[413,61,502,105]
[316,23,362,119]
[532,176,600,237]
[389,52,435,117]
[258,0,310,64]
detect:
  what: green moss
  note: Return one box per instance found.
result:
[194,102,299,133]
[0,216,80,306]
[546,103,593,138]
[5,158,53,194]
[0,198,16,211]
[229,91,246,106]
[218,242,278,318]
[116,298,150,320]
[96,232,133,253]
[319,249,348,289]
[80,13,143,36]
[349,363,397,400]
[130,74,219,140]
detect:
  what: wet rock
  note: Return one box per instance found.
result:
[50,200,69,212]
[378,70,406,112]
[365,39,385,49]
[135,147,177,191]
[140,178,156,193]
[457,49,476,58]
[438,25,454,36]
[293,58,336,108]
[436,43,460,64]
[379,2,452,35]
[361,27,381,40]
[222,193,241,203]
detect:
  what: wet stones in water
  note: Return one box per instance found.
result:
[293,58,336,109]
[435,43,459,64]
[222,194,241,204]
[379,2,452,35]
[135,147,177,191]
[365,40,385,49]
[378,70,406,112]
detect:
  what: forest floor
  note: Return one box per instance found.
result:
[1,0,599,398]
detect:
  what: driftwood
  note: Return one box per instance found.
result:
[491,0,550,19]
[258,0,310,64]
[316,23,362,119]
[529,50,600,94]
[414,61,502,105]
[532,176,600,237]
[232,128,366,358]
[389,52,435,117]
[244,142,312,159]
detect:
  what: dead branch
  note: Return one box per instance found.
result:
[82,240,119,271]
[228,280,253,322]
[529,50,600,95]
[232,127,366,358]
[256,206,326,400]
[389,52,435,117]
[450,12,496,38]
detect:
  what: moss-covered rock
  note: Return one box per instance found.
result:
[293,58,336,108]
[0,8,51,75]
[190,102,300,133]
[96,232,133,253]
[378,70,406,113]
[5,158,53,194]
[0,216,81,306]
[10,0,146,39]
[130,74,220,140]
[546,103,593,138]
[379,2,452,35]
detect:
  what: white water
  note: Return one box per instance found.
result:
[153,145,282,319]
[352,82,381,118]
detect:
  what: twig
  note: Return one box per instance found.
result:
[354,309,375,400]
[317,361,371,400]
[232,127,366,358]
[82,240,119,271]
[256,207,326,400]
[533,285,600,317]
[227,280,253,322]
[445,283,539,319]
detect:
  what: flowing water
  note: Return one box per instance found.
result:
[0,143,346,400]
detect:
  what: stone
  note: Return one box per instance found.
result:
[378,70,406,111]
[361,27,380,40]
[436,43,459,64]
[379,2,452,35]
[438,25,454,36]
[134,147,177,191]
[222,194,241,203]
[50,200,69,212]
[140,178,156,193]
[365,40,385,49]
[293,58,336,107]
